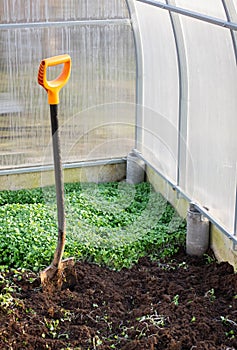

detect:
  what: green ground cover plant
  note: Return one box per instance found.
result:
[0,182,186,271]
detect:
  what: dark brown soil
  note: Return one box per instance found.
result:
[0,249,237,350]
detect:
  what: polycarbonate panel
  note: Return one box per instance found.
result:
[227,0,237,21]
[0,21,136,169]
[175,0,228,19]
[179,14,237,233]
[134,1,179,183]
[1,0,129,23]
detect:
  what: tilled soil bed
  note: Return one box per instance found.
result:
[0,249,236,350]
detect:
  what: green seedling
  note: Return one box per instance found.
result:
[138,312,166,328]
[205,288,216,302]
[172,294,180,306]
[0,292,14,311]
[225,329,235,339]
[44,318,60,339]
[220,316,237,327]
[92,335,103,348]
[203,253,216,264]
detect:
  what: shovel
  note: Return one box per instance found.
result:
[38,54,76,291]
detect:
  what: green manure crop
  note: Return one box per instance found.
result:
[0,182,186,271]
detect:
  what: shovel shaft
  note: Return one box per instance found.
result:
[50,104,66,267]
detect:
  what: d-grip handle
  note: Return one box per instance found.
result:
[38,54,71,105]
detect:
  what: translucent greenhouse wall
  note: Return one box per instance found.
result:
[133,0,237,239]
[0,0,136,169]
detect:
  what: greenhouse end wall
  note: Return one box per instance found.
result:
[0,0,136,171]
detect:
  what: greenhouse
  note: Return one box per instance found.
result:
[0,1,237,349]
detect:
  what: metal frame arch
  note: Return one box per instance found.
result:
[125,0,144,149]
[165,0,189,188]
[220,0,237,240]
[221,0,237,64]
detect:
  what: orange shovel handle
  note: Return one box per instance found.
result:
[38,54,71,104]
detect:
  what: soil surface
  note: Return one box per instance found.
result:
[0,249,237,350]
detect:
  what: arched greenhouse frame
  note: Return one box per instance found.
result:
[0,0,237,268]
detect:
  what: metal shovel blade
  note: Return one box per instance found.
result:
[40,258,77,293]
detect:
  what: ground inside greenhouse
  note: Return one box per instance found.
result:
[0,249,237,350]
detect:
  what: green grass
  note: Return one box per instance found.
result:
[0,182,186,271]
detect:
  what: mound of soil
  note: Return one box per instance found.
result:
[0,249,236,350]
